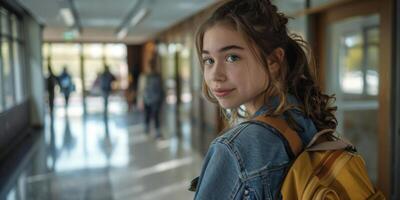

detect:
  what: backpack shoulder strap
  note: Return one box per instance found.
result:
[253,116,303,157]
[306,129,355,152]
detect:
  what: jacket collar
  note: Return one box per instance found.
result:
[253,94,300,117]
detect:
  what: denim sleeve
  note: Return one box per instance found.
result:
[194,141,241,200]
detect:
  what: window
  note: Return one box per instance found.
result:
[288,16,308,41]
[13,41,23,103]
[42,42,128,115]
[2,36,15,109]
[273,0,305,14]
[310,0,334,7]
[339,27,379,98]
[1,8,9,36]
[104,44,127,89]
[0,7,26,112]
[326,14,380,183]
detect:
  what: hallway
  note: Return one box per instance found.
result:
[0,0,398,199]
[3,97,202,200]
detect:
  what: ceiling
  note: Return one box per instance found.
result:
[17,0,216,44]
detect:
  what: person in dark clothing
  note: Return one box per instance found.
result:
[132,64,141,104]
[100,65,116,117]
[127,64,141,111]
[46,65,58,116]
[138,61,164,139]
[58,66,74,109]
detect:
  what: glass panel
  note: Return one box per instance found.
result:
[0,61,3,112]
[340,33,363,94]
[83,43,103,59]
[1,8,9,35]
[288,16,308,41]
[43,60,48,78]
[18,43,26,100]
[366,28,379,96]
[164,43,178,105]
[84,59,103,95]
[42,43,50,75]
[104,44,128,89]
[0,90,2,112]
[2,37,14,108]
[11,14,19,39]
[190,45,201,91]
[311,0,334,7]
[273,0,305,13]
[326,14,380,183]
[51,43,80,61]
[106,58,128,89]
[13,42,23,103]
[42,43,50,59]
[179,46,192,103]
[104,44,126,59]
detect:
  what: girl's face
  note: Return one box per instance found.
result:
[202,24,269,114]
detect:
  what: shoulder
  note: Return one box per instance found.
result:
[216,121,284,146]
[203,125,248,169]
[215,121,290,172]
[201,139,241,177]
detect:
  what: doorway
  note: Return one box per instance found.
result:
[313,0,393,196]
[43,43,129,117]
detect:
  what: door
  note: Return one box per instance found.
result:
[326,14,380,183]
[313,0,393,196]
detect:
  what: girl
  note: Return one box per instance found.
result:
[193,0,337,199]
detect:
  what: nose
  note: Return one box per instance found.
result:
[211,62,226,82]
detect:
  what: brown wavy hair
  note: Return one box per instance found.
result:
[195,0,337,131]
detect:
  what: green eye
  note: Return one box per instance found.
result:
[203,58,214,65]
[226,55,240,62]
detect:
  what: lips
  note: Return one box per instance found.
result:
[213,88,235,97]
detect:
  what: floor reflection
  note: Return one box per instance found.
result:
[2,96,202,200]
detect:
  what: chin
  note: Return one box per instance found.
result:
[218,100,240,109]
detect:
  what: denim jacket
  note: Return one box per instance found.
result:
[194,96,317,200]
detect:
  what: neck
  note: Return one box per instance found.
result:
[245,94,268,116]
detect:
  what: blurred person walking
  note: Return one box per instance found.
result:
[46,65,58,116]
[138,60,164,139]
[58,66,75,110]
[100,65,116,117]
[126,64,141,112]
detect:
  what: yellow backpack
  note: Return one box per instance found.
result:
[254,116,386,200]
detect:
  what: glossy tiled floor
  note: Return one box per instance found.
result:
[2,96,203,200]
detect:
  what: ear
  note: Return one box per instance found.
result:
[267,47,285,74]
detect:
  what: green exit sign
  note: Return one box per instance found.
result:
[63,30,79,41]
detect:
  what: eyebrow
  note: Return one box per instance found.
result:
[202,45,245,54]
